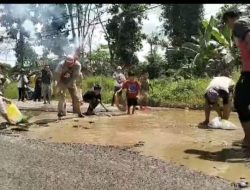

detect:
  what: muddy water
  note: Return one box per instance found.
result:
[26,109,250,182]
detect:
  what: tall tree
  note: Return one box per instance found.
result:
[161,4,204,47]
[32,4,70,57]
[0,4,37,67]
[105,4,147,67]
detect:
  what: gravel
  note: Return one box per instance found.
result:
[0,135,234,190]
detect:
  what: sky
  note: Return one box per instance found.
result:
[0,4,224,66]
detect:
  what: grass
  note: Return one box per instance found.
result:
[4,71,241,109]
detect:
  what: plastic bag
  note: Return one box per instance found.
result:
[7,103,23,123]
[208,117,237,130]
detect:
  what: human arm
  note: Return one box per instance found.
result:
[2,97,11,104]
[1,113,15,125]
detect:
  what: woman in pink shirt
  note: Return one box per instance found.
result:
[223,9,250,148]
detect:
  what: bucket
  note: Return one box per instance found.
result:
[7,103,23,123]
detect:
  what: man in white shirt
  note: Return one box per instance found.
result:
[17,69,29,102]
[111,66,126,106]
[201,76,235,125]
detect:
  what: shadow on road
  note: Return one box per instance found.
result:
[184,148,250,163]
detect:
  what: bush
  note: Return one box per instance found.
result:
[4,72,241,109]
[4,82,18,99]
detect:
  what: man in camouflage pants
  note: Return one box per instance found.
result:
[55,55,84,118]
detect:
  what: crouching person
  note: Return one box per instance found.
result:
[83,85,108,115]
[201,76,235,125]
[0,91,15,125]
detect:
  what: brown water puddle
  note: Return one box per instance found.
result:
[25,109,250,182]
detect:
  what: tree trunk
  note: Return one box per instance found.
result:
[95,5,114,66]
[67,4,76,41]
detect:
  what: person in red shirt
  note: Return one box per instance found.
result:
[223,9,250,148]
[122,71,140,114]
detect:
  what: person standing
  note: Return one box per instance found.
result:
[121,71,140,115]
[111,66,126,106]
[223,9,250,147]
[55,55,84,118]
[33,73,42,102]
[17,69,28,102]
[139,72,153,110]
[41,65,53,104]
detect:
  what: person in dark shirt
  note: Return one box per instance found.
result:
[33,73,42,102]
[223,9,250,148]
[41,65,53,104]
[82,84,108,115]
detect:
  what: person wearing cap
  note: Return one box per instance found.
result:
[201,76,235,126]
[111,66,126,106]
[16,69,29,102]
[41,65,53,104]
[82,84,108,115]
[223,9,250,147]
[55,55,84,118]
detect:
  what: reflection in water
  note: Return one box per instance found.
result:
[26,109,250,182]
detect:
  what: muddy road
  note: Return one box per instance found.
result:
[0,101,249,189]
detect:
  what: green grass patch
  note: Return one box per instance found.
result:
[4,71,241,109]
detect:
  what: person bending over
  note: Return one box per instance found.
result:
[83,84,108,115]
[201,76,235,125]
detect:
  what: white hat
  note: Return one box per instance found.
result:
[65,55,75,66]
[117,66,122,70]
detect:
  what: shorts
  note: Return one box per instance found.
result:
[234,72,250,122]
[127,98,138,107]
[114,86,122,96]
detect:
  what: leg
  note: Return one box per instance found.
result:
[47,84,52,104]
[111,87,118,106]
[127,98,131,114]
[68,86,83,117]
[132,98,137,114]
[42,83,47,104]
[18,88,21,101]
[86,98,99,115]
[213,103,223,118]
[222,103,232,120]
[58,87,67,117]
[21,88,25,101]
[203,100,212,124]
[38,87,41,101]
[234,75,250,148]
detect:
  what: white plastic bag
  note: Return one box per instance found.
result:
[208,117,237,130]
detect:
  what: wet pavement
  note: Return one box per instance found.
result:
[1,101,250,185]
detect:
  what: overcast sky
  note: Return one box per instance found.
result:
[0,4,224,66]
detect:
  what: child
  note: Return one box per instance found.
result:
[122,71,140,114]
[82,84,108,115]
[0,91,15,124]
[139,72,153,110]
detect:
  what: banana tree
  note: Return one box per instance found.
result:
[181,16,236,77]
